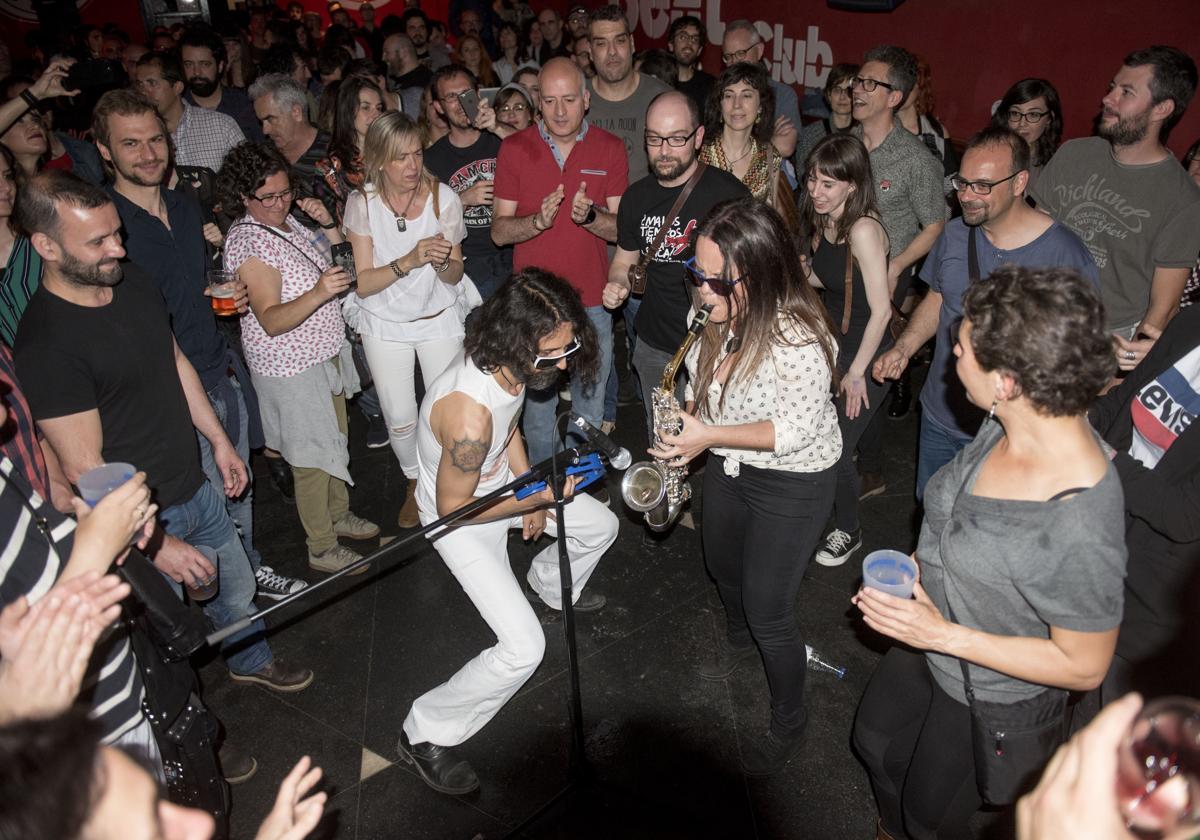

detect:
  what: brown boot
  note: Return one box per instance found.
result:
[398,477,420,528]
[876,818,898,840]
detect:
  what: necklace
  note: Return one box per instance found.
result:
[723,136,754,166]
[383,183,420,233]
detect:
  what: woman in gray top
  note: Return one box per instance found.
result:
[851,265,1127,840]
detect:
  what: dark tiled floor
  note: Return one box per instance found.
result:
[200,363,929,840]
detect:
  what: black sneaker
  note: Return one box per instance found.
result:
[697,638,758,681]
[526,587,607,612]
[255,565,308,601]
[741,726,807,776]
[398,730,480,795]
[814,528,862,567]
[366,414,389,449]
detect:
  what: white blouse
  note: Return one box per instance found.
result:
[341,182,476,342]
[684,315,842,475]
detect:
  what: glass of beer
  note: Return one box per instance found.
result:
[1117,696,1200,838]
[208,269,238,316]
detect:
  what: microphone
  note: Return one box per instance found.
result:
[570,415,631,470]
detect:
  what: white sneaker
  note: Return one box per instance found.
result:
[814,528,863,567]
[255,565,308,600]
[308,544,369,576]
[333,511,381,540]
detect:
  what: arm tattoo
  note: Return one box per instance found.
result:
[449,437,488,473]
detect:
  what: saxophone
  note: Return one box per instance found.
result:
[620,304,714,531]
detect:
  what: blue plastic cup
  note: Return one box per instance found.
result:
[862,550,917,599]
[77,462,136,507]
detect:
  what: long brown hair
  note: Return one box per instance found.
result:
[690,197,838,418]
[797,133,881,249]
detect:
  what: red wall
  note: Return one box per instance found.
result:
[623,0,1200,157]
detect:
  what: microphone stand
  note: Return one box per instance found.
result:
[205,446,602,647]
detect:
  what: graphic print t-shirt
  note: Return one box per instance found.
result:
[425,132,503,261]
[1032,137,1200,330]
[618,166,748,352]
[1128,344,1200,469]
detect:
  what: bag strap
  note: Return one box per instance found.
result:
[637,162,707,270]
[841,243,853,335]
[968,225,982,283]
[228,222,327,275]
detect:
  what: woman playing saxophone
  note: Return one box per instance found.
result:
[650,197,842,776]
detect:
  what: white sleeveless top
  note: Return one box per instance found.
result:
[415,351,526,523]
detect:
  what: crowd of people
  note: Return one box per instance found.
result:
[0,2,1198,838]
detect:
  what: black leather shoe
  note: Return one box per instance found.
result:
[266,456,295,504]
[525,588,607,612]
[398,730,480,795]
[887,371,911,420]
[697,637,758,681]
[740,725,807,776]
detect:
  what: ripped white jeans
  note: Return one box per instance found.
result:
[361,333,463,479]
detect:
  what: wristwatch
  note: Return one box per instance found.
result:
[581,205,597,226]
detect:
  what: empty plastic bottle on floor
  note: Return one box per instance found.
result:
[805,645,846,679]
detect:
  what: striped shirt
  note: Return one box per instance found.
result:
[0,237,41,347]
[0,456,146,743]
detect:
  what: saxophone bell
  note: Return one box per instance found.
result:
[617,304,713,532]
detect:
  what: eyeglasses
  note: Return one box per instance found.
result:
[829,84,853,97]
[721,44,758,65]
[533,336,581,369]
[949,171,1020,195]
[852,76,895,93]
[439,90,474,105]
[684,256,744,293]
[1006,108,1049,124]
[498,102,528,114]
[251,188,296,207]
[645,127,699,147]
[673,32,702,45]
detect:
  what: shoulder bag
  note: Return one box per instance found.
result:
[942,461,1069,805]
[628,163,706,295]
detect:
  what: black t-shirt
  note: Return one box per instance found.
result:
[677,70,715,112]
[14,265,206,509]
[424,131,503,261]
[394,65,433,90]
[619,165,748,352]
[293,130,333,229]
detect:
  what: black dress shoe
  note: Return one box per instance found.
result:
[525,587,607,612]
[397,730,480,795]
[740,725,807,776]
[887,371,911,420]
[266,456,296,504]
[697,637,758,681]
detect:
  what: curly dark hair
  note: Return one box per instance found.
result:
[464,267,600,387]
[704,61,775,146]
[215,141,291,216]
[962,265,1113,417]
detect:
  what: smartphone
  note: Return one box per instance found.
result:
[65,59,123,92]
[457,89,480,124]
[331,242,357,290]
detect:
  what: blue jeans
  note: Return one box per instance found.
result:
[602,296,641,422]
[159,481,273,676]
[198,376,260,572]
[524,304,613,465]
[916,410,973,501]
[350,338,382,418]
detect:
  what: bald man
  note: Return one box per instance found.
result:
[603,91,749,435]
[492,58,627,466]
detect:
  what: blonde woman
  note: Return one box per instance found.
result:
[342,111,477,527]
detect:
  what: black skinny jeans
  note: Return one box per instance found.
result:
[833,350,892,532]
[853,646,982,840]
[702,456,835,736]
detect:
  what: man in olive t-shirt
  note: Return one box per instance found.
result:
[1032,45,1200,336]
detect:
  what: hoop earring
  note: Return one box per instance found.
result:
[986,399,998,422]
